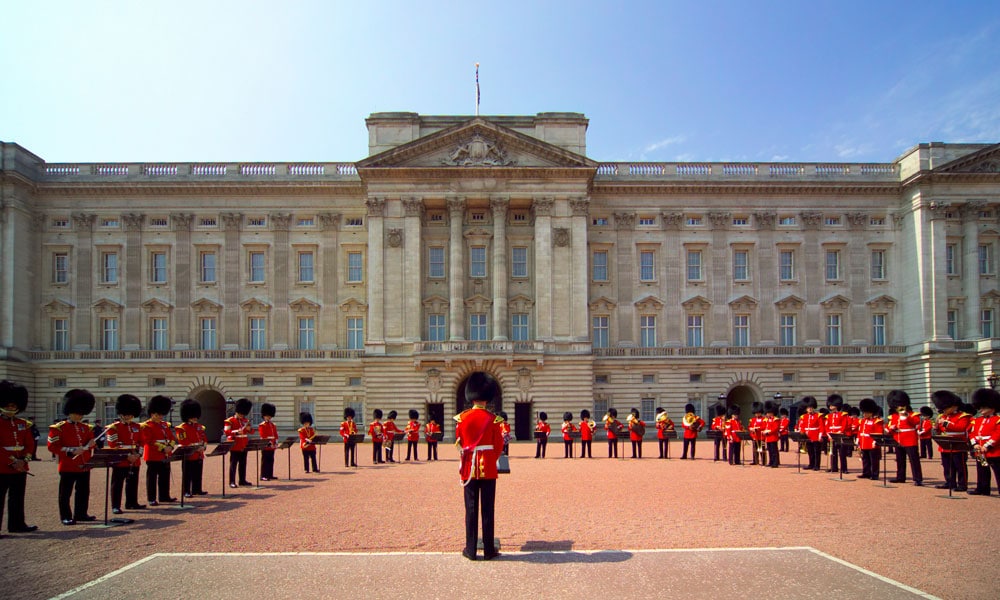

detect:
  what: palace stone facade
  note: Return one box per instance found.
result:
[2,112,999,440]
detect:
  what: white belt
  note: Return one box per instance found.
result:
[2,446,24,451]
[805,427,820,431]
[898,429,915,432]
[940,432,966,437]
[116,445,136,449]
[473,445,493,451]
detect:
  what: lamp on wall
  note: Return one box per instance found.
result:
[988,372,999,390]
[773,392,782,403]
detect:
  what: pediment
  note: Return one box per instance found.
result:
[982,289,1000,308]
[93,298,123,313]
[422,295,450,313]
[935,143,1000,174]
[508,294,534,313]
[728,294,758,310]
[681,295,711,311]
[775,294,805,310]
[43,299,75,314]
[820,294,851,309]
[239,298,272,312]
[464,294,493,313]
[356,118,598,172]
[866,294,897,309]
[191,297,222,313]
[589,296,617,312]
[289,297,320,313]
[340,297,368,313]
[141,297,174,312]
[635,295,665,312]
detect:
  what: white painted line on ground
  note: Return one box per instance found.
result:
[805,547,941,600]
[49,553,162,600]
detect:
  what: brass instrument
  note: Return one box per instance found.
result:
[656,412,670,423]
[586,418,597,432]
[602,412,613,424]
[682,412,698,428]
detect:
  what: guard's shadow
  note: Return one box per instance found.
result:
[504,543,633,564]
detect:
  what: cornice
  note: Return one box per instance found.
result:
[33,181,366,197]
[592,181,901,196]
[356,166,597,182]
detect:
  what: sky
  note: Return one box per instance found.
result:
[1,0,998,164]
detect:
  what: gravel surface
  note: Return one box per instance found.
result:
[3,441,995,599]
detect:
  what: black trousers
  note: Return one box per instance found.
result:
[973,456,1000,494]
[779,434,789,452]
[920,438,933,459]
[607,439,617,458]
[426,442,438,460]
[728,441,741,465]
[463,478,496,557]
[861,448,881,479]
[344,442,357,467]
[111,465,140,508]
[182,459,204,494]
[146,461,171,502]
[894,445,923,483]
[385,441,395,462]
[564,440,574,458]
[941,452,968,489]
[766,441,780,467]
[806,441,823,470]
[58,471,90,521]
[830,445,849,472]
[303,449,318,472]
[580,440,592,458]
[682,438,696,459]
[372,442,383,464]
[713,438,727,461]
[0,472,29,531]
[631,440,642,458]
[229,450,248,484]
[534,439,547,458]
[751,440,763,465]
[406,440,419,460]
[261,450,275,479]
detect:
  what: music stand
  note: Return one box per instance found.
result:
[391,431,405,462]
[207,441,233,497]
[788,432,809,474]
[245,438,272,489]
[661,429,677,458]
[734,431,752,467]
[278,437,297,480]
[429,432,444,442]
[167,445,201,509]
[828,434,855,483]
[871,433,899,488]
[348,433,365,468]
[311,435,331,471]
[84,449,134,528]
[931,436,973,499]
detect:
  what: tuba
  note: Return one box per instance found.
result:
[683,412,698,427]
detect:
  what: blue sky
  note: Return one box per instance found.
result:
[2,1,998,164]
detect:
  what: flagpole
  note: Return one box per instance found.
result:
[475,62,480,116]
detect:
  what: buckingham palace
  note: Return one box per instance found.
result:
[2,112,999,440]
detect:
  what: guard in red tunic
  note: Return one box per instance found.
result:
[367,409,385,464]
[0,380,37,534]
[795,396,824,471]
[579,410,596,459]
[856,398,884,480]
[561,412,578,458]
[825,394,851,474]
[778,407,791,452]
[340,407,358,468]
[680,404,705,460]
[710,404,727,462]
[224,398,253,487]
[258,403,278,480]
[299,412,319,472]
[725,405,743,465]
[918,406,935,459]
[175,399,208,497]
[455,372,504,561]
[885,389,923,486]
[604,408,621,458]
[762,401,781,468]
[141,395,177,505]
[534,412,550,458]
[498,412,511,456]
[654,408,674,459]
[969,388,1000,495]
[404,409,421,461]
[748,402,765,465]
[627,408,645,459]
[107,394,145,513]
[48,389,97,525]
[383,411,402,463]
[424,417,441,461]
[931,390,972,492]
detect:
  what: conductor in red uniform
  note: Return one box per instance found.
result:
[107,394,145,513]
[0,380,37,534]
[455,372,504,561]
[886,389,923,486]
[48,389,97,525]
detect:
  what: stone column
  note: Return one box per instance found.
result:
[961,202,983,339]
[448,197,466,340]
[708,211,730,344]
[614,211,636,345]
[271,213,292,349]
[800,211,822,343]
[365,197,386,352]
[221,213,243,348]
[403,197,424,341]
[846,212,868,343]
[754,211,776,344]
[0,203,8,349]
[171,213,194,348]
[928,204,951,341]
[71,213,96,349]
[491,196,509,340]
[570,197,590,340]
[534,197,554,340]
[318,212,341,348]
[123,213,144,349]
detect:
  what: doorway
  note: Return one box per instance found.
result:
[721,385,757,427]
[514,402,532,441]
[193,389,227,442]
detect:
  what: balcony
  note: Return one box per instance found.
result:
[595,161,899,181]
[36,162,359,182]
[592,345,907,358]
[26,349,364,361]
[413,340,545,354]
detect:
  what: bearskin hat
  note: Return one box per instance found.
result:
[972,388,1000,412]
[260,403,276,418]
[344,406,355,419]
[858,398,879,414]
[234,398,253,416]
[563,411,573,421]
[465,372,499,403]
[960,402,976,416]
[887,389,911,411]
[630,407,640,418]
[115,394,142,417]
[919,406,934,418]
[180,399,202,422]
[684,403,696,413]
[608,407,618,418]
[147,395,173,417]
[299,411,313,425]
[0,380,28,413]
[714,404,727,416]
[819,408,829,416]
[373,408,383,419]
[728,405,741,417]
[751,402,764,414]
[62,389,96,416]
[827,394,844,409]
[499,411,508,421]
[539,411,548,421]
[387,410,397,420]
[931,390,961,412]
[408,409,419,419]
[779,407,789,416]
[847,406,860,417]
[580,409,591,420]
[763,401,778,415]
[800,396,818,410]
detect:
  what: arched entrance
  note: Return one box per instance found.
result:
[193,389,227,442]
[719,385,758,426]
[454,371,504,416]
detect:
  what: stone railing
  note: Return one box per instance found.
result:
[595,162,899,181]
[40,162,359,181]
[593,345,907,358]
[413,340,545,354]
[27,349,364,361]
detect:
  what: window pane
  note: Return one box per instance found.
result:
[779,251,794,281]
[298,317,315,349]
[428,314,446,342]
[151,317,167,350]
[640,315,656,347]
[733,250,748,281]
[592,251,608,281]
[200,318,217,350]
[103,253,118,283]
[687,315,703,347]
[687,250,701,281]
[201,252,216,283]
[428,247,445,278]
[54,253,69,283]
[53,319,69,351]
[870,250,885,280]
[512,247,527,278]
[511,313,529,341]
[981,309,994,338]
[298,252,314,282]
[102,318,119,350]
[250,252,265,282]
[470,247,487,278]
[249,317,266,349]
[826,314,841,345]
[592,316,609,348]
[151,252,167,283]
[733,315,749,347]
[347,317,364,349]
[825,251,839,280]
[469,313,487,341]
[640,251,655,281]
[348,252,363,282]
[872,314,886,345]
[780,314,796,346]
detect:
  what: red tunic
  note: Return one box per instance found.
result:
[383,420,402,443]
[299,426,317,451]
[796,412,825,442]
[580,419,596,441]
[258,420,279,451]
[857,417,884,450]
[224,415,252,452]
[970,414,1000,458]
[455,406,503,481]
[0,415,34,475]
[424,421,441,442]
[725,417,743,443]
[710,416,726,436]
[405,419,421,442]
[535,421,551,436]
[779,416,790,436]
[175,422,207,460]
[140,419,177,462]
[628,419,645,442]
[761,416,780,443]
[339,420,357,442]
[561,421,578,441]
[918,418,933,440]
[106,420,142,468]
[656,418,675,439]
[498,421,511,444]
[748,416,764,442]
[682,416,704,440]
[826,411,850,436]
[48,420,94,473]
[934,411,972,453]
[367,420,384,443]
[605,418,622,440]
[886,411,920,447]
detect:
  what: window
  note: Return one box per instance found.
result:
[733,249,749,281]
[298,376,313,386]
[150,377,166,387]
[825,250,840,281]
[829,372,842,382]
[101,318,119,351]
[686,250,702,281]
[471,212,486,222]
[733,314,749,347]
[150,251,167,283]
[689,373,703,383]
[52,318,69,351]
[51,218,69,228]
[298,252,315,283]
[347,317,364,349]
[592,217,609,226]
[347,252,363,283]
[732,217,749,226]
[871,249,886,280]
[150,317,168,350]
[296,317,316,350]
[981,309,994,338]
[52,377,67,388]
[470,246,487,278]
[946,244,957,275]
[592,250,608,282]
[979,244,993,275]
[592,316,609,349]
[640,315,656,348]
[100,218,119,228]
[511,247,528,278]
[428,247,445,278]
[638,216,655,226]
[53,253,69,283]
[512,212,527,222]
[687,315,704,347]
[429,212,445,223]
[874,371,886,381]
[101,252,119,284]
[200,318,217,350]
[469,313,488,341]
[346,217,364,227]
[824,216,841,226]
[826,314,842,346]
[200,251,217,283]
[872,314,886,345]
[100,376,118,387]
[199,217,217,227]
[687,217,703,226]
[779,250,795,281]
[779,314,796,346]
[782,372,795,383]
[348,376,362,387]
[642,374,655,384]
[641,398,655,422]
[247,216,266,227]
[511,313,529,341]
[249,317,267,350]
[249,251,265,283]
[249,377,264,387]
[947,310,958,340]
[428,314,446,342]
[595,374,609,384]
[779,216,796,226]
[297,217,315,227]
[640,250,655,282]
[870,217,886,226]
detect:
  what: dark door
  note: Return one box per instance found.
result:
[427,403,444,435]
[514,402,532,441]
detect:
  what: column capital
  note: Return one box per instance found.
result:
[569,196,590,216]
[366,196,386,218]
[122,213,145,232]
[960,200,986,221]
[402,196,424,217]
[447,196,466,215]
[533,197,554,217]
[318,212,341,230]
[269,213,292,231]
[72,212,96,231]
[170,213,195,231]
[490,196,509,217]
